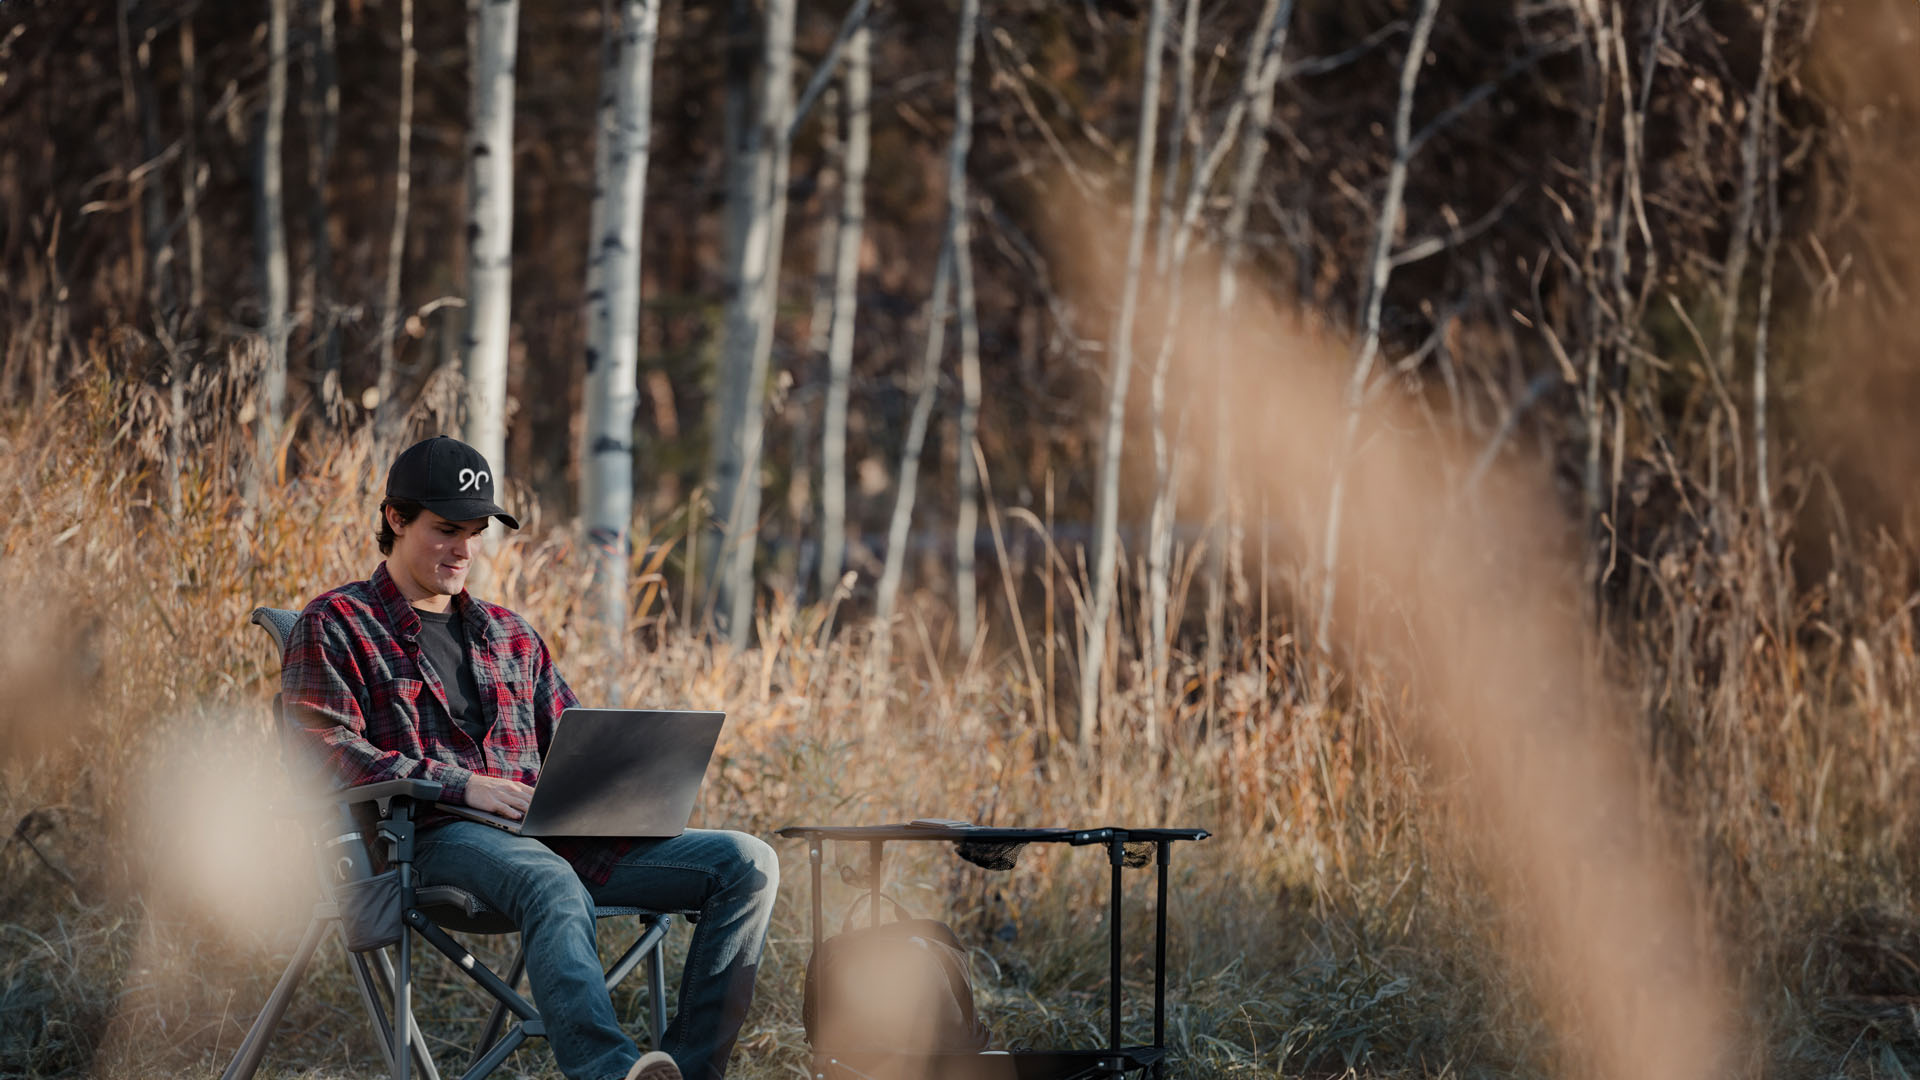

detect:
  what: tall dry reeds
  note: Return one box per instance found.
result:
[0,344,1420,1077]
[9,289,1920,1077]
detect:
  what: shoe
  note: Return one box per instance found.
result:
[626,1050,683,1080]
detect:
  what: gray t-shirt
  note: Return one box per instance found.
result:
[414,607,491,743]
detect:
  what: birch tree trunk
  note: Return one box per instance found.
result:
[1729,0,1781,581]
[1155,0,1197,275]
[1079,0,1167,752]
[791,83,840,598]
[1141,0,1291,742]
[180,16,205,319]
[707,0,797,641]
[305,0,341,401]
[818,19,870,603]
[1756,74,1784,624]
[807,90,842,368]
[114,0,147,319]
[707,0,754,632]
[258,0,290,468]
[877,0,980,625]
[951,12,983,649]
[1578,11,1615,529]
[134,19,171,318]
[1207,0,1288,718]
[582,0,661,645]
[462,0,520,488]
[1142,0,1210,747]
[375,0,416,446]
[1717,0,1780,387]
[577,0,619,474]
[874,241,950,622]
[1314,0,1442,653]
[171,14,203,519]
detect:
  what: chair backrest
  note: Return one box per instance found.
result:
[250,604,388,901]
[250,607,299,729]
[250,606,301,655]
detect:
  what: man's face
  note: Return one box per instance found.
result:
[388,507,489,600]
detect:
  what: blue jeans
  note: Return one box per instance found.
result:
[412,822,779,1080]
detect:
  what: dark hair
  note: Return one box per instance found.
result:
[376,497,425,555]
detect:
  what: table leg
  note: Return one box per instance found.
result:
[1153,841,1169,1080]
[1108,837,1124,1062]
[868,840,884,927]
[810,841,824,954]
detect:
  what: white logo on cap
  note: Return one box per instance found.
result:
[458,468,490,492]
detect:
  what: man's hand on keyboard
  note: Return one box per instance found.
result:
[466,775,535,819]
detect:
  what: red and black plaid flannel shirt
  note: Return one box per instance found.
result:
[282,561,629,884]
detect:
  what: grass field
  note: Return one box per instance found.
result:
[9,354,1920,1080]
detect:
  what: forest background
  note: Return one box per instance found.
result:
[8,0,1920,1077]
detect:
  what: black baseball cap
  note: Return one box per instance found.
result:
[385,435,520,529]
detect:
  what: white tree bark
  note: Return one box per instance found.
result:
[818,20,869,601]
[807,88,842,364]
[582,0,661,644]
[1717,0,1780,385]
[135,19,170,317]
[170,13,206,519]
[1755,60,1783,624]
[1755,96,1779,570]
[462,0,520,486]
[114,0,150,315]
[375,0,416,446]
[1143,0,1193,746]
[1207,0,1289,716]
[1141,0,1291,742]
[180,16,205,319]
[708,0,797,641]
[1314,0,1442,653]
[789,79,841,596]
[577,0,618,473]
[1155,0,1197,276]
[258,0,290,468]
[876,0,980,626]
[952,114,983,645]
[952,18,983,649]
[814,21,867,607]
[1079,0,1168,751]
[305,0,340,394]
[874,240,951,622]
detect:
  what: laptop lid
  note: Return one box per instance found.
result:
[512,708,725,838]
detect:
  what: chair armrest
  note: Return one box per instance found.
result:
[266,779,447,820]
[333,778,445,814]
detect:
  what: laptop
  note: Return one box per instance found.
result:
[439,708,725,837]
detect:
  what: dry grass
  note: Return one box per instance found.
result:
[5,341,1920,1080]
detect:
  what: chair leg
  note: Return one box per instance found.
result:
[465,915,670,1069]
[220,914,329,1080]
[396,918,413,1080]
[349,950,400,1076]
[602,915,670,993]
[648,932,668,1050]
[470,938,526,1071]
[460,1022,531,1080]
[373,943,442,1080]
[599,916,673,1049]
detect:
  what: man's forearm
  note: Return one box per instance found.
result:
[303,721,474,803]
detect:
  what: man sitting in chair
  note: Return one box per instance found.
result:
[282,434,778,1080]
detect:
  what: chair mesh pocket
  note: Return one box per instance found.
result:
[335,869,403,951]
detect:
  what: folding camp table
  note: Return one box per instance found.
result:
[776,824,1210,1080]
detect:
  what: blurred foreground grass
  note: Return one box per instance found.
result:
[8,358,1920,1079]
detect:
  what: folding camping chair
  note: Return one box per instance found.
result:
[221,605,682,1080]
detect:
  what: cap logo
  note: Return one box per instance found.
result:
[457,468,490,492]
